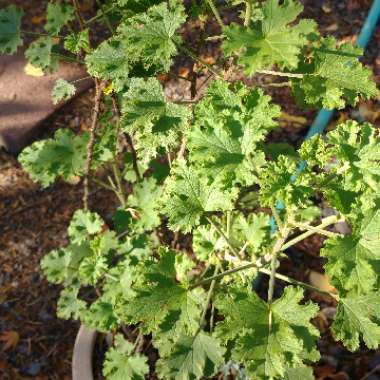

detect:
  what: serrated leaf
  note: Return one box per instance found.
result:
[0,5,23,54]
[284,366,314,380]
[223,0,316,75]
[118,1,186,72]
[189,81,279,186]
[68,210,104,245]
[127,177,163,232]
[332,291,380,351]
[45,2,74,35]
[52,78,76,104]
[215,286,320,379]
[293,37,378,109]
[156,332,225,380]
[122,77,190,164]
[25,36,59,72]
[103,334,149,380]
[84,299,119,332]
[64,29,90,53]
[57,285,86,320]
[321,209,380,295]
[164,160,237,233]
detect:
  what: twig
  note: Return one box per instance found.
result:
[72,0,86,30]
[244,0,253,27]
[111,94,141,181]
[256,69,304,78]
[83,79,103,209]
[205,0,225,29]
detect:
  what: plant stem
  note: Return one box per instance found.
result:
[51,53,84,64]
[72,0,86,30]
[244,0,253,27]
[95,0,115,33]
[291,221,341,238]
[206,216,242,258]
[197,264,220,333]
[256,69,304,78]
[112,163,127,207]
[111,94,141,181]
[270,206,283,231]
[85,4,116,25]
[83,80,103,210]
[205,0,225,29]
[281,215,340,251]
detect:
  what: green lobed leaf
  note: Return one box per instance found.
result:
[332,291,380,351]
[156,332,225,380]
[25,36,59,72]
[52,78,76,105]
[215,286,320,379]
[64,29,90,53]
[103,334,149,380]
[68,210,104,245]
[57,285,87,320]
[292,37,378,109]
[223,0,316,75]
[0,5,24,54]
[45,2,75,35]
[164,160,237,233]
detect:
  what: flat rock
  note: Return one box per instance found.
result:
[0,52,93,153]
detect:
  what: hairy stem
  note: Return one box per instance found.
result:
[244,0,253,27]
[205,0,225,29]
[83,80,103,210]
[256,69,304,78]
[281,215,341,251]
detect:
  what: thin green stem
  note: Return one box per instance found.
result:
[281,215,340,251]
[85,5,116,25]
[270,206,283,231]
[112,163,127,207]
[205,0,225,28]
[51,53,84,64]
[72,0,86,30]
[256,69,304,78]
[22,30,58,38]
[291,221,341,238]
[206,216,241,258]
[244,0,253,27]
[95,0,115,33]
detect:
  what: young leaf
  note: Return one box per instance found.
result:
[156,332,225,380]
[57,285,86,320]
[293,37,378,109]
[68,210,104,245]
[25,36,59,72]
[117,1,186,72]
[332,291,380,351]
[223,0,316,75]
[103,334,149,380]
[45,2,74,36]
[164,160,237,232]
[84,300,119,332]
[0,5,24,54]
[215,286,320,379]
[127,177,163,232]
[52,78,76,104]
[64,29,90,53]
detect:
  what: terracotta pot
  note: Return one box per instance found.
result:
[72,325,97,380]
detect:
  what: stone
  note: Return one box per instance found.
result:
[0,52,93,153]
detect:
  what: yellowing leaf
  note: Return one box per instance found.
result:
[0,331,20,351]
[24,62,44,77]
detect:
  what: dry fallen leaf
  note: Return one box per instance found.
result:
[309,270,337,293]
[24,63,44,77]
[0,330,20,351]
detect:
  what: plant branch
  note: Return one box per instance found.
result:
[281,215,341,251]
[85,4,116,26]
[95,0,115,33]
[205,0,225,29]
[291,221,342,238]
[256,69,304,78]
[72,0,86,30]
[111,94,141,181]
[244,0,253,27]
[83,79,103,209]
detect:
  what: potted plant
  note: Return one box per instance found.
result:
[2,0,380,378]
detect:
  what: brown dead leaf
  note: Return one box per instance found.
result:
[0,330,20,351]
[280,112,307,126]
[309,270,337,293]
[31,15,45,25]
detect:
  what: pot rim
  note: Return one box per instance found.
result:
[72,325,97,380]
